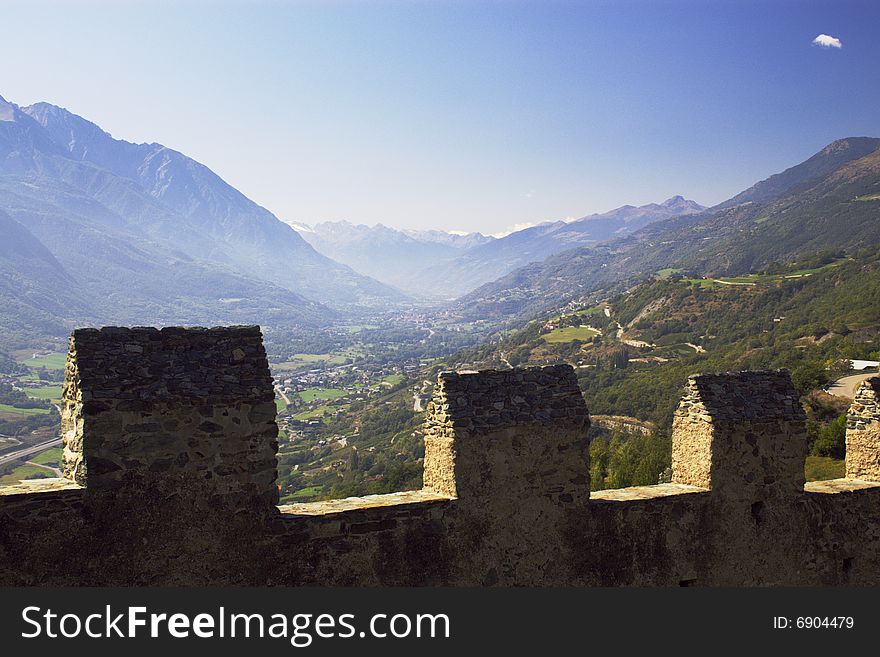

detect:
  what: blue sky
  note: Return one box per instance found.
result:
[2,1,878,234]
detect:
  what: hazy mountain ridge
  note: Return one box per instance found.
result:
[423,196,704,298]
[297,220,493,296]
[0,208,90,339]
[456,137,880,322]
[400,228,493,250]
[4,91,878,354]
[295,199,699,299]
[0,178,332,347]
[0,94,414,343]
[13,100,402,306]
[715,137,880,210]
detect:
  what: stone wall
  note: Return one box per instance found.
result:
[61,326,278,510]
[846,377,880,480]
[2,327,880,586]
[672,371,808,502]
[423,365,589,499]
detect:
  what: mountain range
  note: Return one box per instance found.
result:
[456,137,880,322]
[423,195,704,298]
[3,90,880,354]
[294,221,493,295]
[295,196,703,298]
[0,94,405,344]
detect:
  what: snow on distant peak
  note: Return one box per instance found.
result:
[282,220,314,233]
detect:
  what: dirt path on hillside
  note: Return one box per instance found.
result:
[825,372,878,399]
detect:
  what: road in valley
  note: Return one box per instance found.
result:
[825,372,878,399]
[274,385,292,406]
[0,437,62,467]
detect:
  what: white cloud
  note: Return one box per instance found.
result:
[812,34,842,49]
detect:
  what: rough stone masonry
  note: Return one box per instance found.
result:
[60,326,279,509]
[1,326,880,586]
[846,377,880,481]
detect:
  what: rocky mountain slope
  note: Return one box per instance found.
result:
[0,208,89,339]
[0,94,407,344]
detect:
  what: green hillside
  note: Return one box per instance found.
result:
[448,247,880,489]
[456,137,880,325]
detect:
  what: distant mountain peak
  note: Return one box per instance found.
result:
[821,137,877,155]
[715,136,880,211]
[659,195,704,213]
[0,95,19,122]
[572,196,704,226]
[455,134,880,324]
[24,101,108,136]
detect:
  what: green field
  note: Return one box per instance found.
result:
[338,324,380,333]
[547,306,605,323]
[293,405,333,421]
[271,353,347,372]
[682,258,849,290]
[15,353,67,370]
[682,278,727,289]
[30,447,62,468]
[683,276,759,287]
[275,398,289,412]
[22,385,63,401]
[542,326,600,343]
[299,387,348,403]
[805,456,845,481]
[0,464,56,486]
[718,276,760,285]
[382,374,404,386]
[0,404,52,419]
[280,486,323,503]
[856,193,880,202]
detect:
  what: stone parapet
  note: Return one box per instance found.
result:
[425,364,588,434]
[3,334,880,586]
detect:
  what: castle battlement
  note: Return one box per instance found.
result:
[2,326,880,586]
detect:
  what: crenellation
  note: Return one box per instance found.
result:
[674,370,804,424]
[3,329,880,586]
[672,370,807,502]
[426,365,588,435]
[60,326,278,508]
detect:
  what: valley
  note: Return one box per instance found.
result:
[0,349,63,485]
[3,89,880,504]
